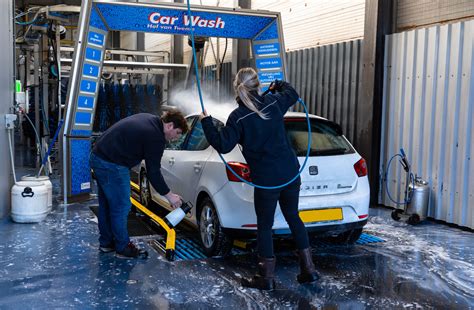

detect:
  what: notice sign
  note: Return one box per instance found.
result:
[258,71,283,84]
[88,31,105,46]
[256,58,282,70]
[255,43,280,56]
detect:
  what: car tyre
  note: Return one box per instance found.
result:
[198,197,233,257]
[330,228,363,245]
[140,170,152,208]
[391,209,403,221]
[407,214,420,225]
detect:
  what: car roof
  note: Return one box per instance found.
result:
[186,110,329,123]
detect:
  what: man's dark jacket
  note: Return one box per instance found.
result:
[93,113,170,195]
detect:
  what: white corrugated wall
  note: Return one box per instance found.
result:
[396,0,474,32]
[251,0,365,51]
[380,19,474,229]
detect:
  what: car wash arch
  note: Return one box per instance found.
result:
[62,0,288,203]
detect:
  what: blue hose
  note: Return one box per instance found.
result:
[384,153,415,205]
[185,1,312,189]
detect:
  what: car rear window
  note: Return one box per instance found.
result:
[284,118,355,156]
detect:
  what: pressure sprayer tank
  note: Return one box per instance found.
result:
[407,177,430,221]
[21,175,53,210]
[11,181,49,223]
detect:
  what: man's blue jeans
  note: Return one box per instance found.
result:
[89,152,131,252]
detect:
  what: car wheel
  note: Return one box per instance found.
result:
[407,214,421,225]
[330,228,363,245]
[140,171,152,208]
[391,209,403,221]
[198,197,233,257]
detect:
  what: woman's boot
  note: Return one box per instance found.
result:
[297,248,320,284]
[241,256,276,290]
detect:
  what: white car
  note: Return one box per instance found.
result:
[132,111,370,256]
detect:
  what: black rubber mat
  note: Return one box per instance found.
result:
[89,205,157,237]
[310,233,385,248]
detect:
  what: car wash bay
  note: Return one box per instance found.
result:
[2,1,474,309]
[1,167,473,308]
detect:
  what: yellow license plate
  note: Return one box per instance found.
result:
[299,208,343,223]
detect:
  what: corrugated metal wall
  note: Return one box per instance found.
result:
[286,40,362,144]
[202,39,363,143]
[252,0,365,51]
[396,0,474,32]
[201,62,234,100]
[380,20,474,229]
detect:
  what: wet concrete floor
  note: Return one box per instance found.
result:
[1,193,473,309]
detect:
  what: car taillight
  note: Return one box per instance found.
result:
[226,162,252,182]
[354,158,368,177]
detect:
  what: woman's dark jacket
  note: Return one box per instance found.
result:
[201,82,300,187]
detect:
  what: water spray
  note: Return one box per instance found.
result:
[185,0,312,190]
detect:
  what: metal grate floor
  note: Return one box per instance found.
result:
[356,233,385,244]
[150,233,385,261]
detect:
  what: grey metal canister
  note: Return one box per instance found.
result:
[407,177,430,221]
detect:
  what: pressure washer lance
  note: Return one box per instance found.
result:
[164,200,193,228]
[262,80,280,96]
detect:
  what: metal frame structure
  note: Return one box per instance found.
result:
[62,0,287,203]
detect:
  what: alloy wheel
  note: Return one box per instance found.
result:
[140,172,151,207]
[200,204,217,249]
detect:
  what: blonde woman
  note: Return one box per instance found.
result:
[200,67,319,290]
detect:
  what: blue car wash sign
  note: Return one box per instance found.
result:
[95,3,276,40]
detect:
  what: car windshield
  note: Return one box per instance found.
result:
[284,118,355,156]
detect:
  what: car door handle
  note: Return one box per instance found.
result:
[193,163,202,173]
[169,157,175,166]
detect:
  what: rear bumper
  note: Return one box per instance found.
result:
[223,219,368,239]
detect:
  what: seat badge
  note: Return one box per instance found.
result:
[309,166,318,175]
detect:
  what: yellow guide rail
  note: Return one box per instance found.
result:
[130,195,176,261]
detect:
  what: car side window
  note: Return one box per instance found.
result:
[185,120,208,151]
[165,116,196,150]
[185,118,224,151]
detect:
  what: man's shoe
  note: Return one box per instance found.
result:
[115,242,148,259]
[99,243,115,253]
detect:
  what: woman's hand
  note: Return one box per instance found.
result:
[199,110,208,120]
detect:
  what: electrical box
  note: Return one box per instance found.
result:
[5,114,17,129]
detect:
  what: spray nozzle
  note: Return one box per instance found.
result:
[180,200,193,214]
[164,200,193,228]
[263,79,282,96]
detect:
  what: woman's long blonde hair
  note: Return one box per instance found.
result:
[234,67,269,119]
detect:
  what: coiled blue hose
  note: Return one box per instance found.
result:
[185,1,312,189]
[384,153,415,205]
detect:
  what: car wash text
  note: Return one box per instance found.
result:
[148,12,225,29]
